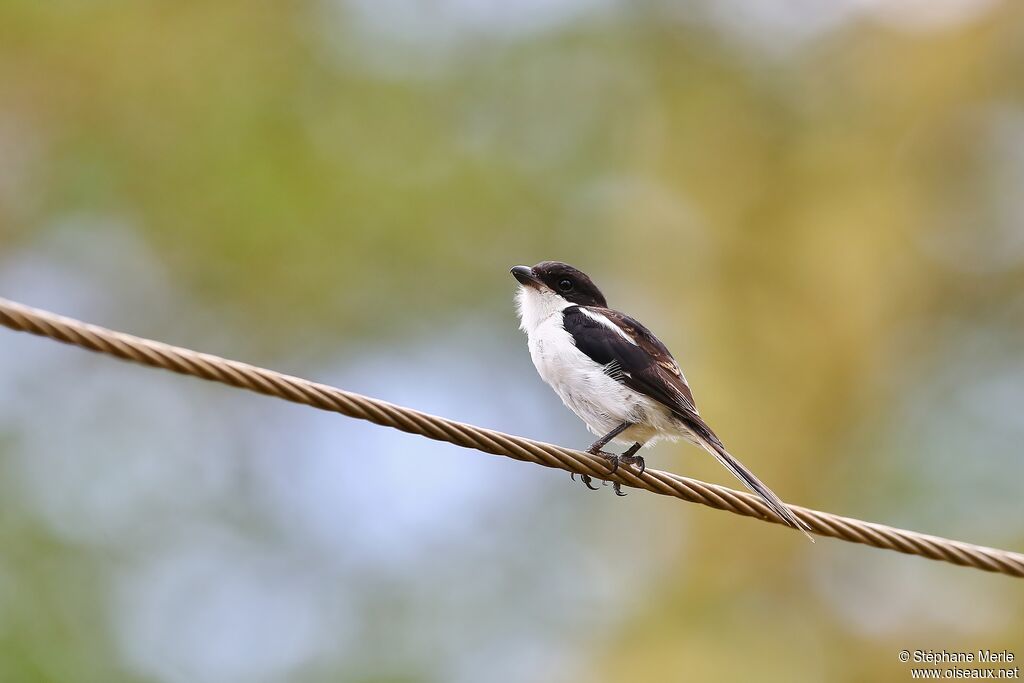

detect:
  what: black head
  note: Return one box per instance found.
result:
[510,261,608,307]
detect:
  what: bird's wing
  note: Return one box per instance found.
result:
[562,305,702,422]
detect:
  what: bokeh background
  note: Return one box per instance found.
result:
[2,1,1023,681]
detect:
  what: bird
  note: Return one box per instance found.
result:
[511,260,812,539]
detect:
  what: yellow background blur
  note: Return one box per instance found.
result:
[1,1,1022,681]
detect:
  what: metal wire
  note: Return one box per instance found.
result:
[1,295,1022,578]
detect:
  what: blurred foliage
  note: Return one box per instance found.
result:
[1,1,1023,682]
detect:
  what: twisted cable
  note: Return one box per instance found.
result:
[1,296,1022,578]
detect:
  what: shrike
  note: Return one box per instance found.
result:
[511,260,810,538]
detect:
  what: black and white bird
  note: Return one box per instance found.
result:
[511,260,811,538]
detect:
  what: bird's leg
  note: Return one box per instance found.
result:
[619,441,646,476]
[570,422,632,492]
[585,422,632,475]
[612,441,646,497]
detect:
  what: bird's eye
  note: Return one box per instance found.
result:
[557,278,574,292]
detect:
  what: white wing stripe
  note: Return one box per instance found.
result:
[579,308,638,346]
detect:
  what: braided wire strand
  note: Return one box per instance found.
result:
[1,296,1022,578]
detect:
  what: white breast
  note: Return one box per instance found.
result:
[527,317,626,432]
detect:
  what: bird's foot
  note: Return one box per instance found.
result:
[602,453,621,475]
[573,448,641,495]
[620,454,646,477]
[608,454,645,497]
[592,450,629,496]
[584,447,622,475]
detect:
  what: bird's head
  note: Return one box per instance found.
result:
[510,261,608,321]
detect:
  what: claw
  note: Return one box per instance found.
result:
[605,454,620,475]
[580,473,599,491]
[635,456,646,477]
[613,482,627,497]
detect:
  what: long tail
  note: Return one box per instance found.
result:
[684,418,814,542]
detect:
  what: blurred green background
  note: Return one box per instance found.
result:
[1,1,1023,681]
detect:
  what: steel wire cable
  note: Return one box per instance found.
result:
[1,296,1021,578]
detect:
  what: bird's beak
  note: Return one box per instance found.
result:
[510,265,542,289]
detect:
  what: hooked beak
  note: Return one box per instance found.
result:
[510,265,542,289]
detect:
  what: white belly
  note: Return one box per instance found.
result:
[527,315,678,445]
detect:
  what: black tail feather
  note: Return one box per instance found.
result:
[682,416,813,541]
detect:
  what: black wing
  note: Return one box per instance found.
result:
[562,305,707,432]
